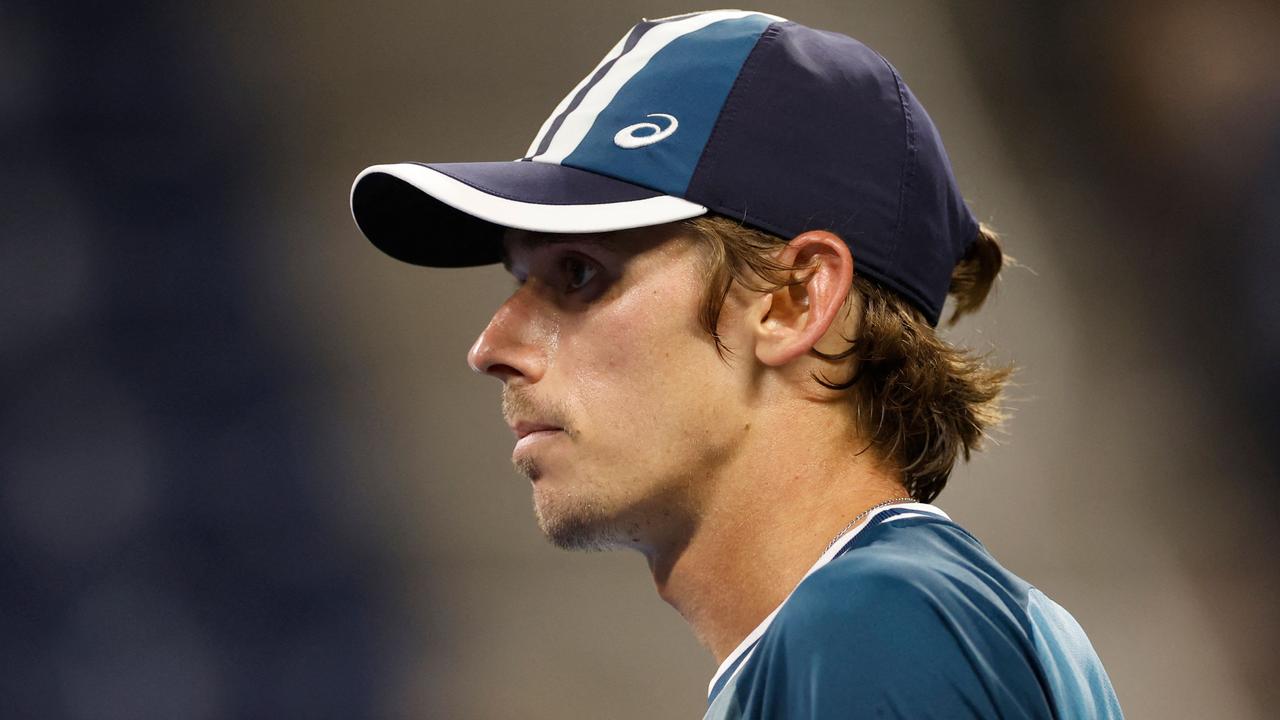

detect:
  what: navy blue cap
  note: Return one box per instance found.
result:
[350,10,978,325]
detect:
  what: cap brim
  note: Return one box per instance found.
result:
[350,161,708,267]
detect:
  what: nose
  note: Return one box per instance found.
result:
[466,289,548,383]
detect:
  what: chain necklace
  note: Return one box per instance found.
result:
[824,496,916,551]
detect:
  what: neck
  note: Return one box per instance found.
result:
[642,406,908,664]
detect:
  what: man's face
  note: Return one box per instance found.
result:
[467,222,752,553]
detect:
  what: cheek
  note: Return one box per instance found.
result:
[567,292,672,402]
[565,276,730,447]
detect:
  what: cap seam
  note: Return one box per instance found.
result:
[885,60,919,278]
[685,21,785,211]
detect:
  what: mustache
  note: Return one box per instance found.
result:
[502,388,573,436]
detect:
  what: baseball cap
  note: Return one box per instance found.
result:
[350,9,978,325]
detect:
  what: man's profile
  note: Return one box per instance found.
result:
[350,9,1123,718]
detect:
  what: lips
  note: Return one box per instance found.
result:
[510,421,565,461]
[510,420,563,440]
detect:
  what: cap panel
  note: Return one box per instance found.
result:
[560,14,777,197]
[687,24,907,280]
[686,23,973,324]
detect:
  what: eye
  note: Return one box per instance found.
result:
[562,254,599,292]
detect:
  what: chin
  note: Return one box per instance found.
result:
[531,485,637,552]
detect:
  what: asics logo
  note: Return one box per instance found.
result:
[613,113,679,149]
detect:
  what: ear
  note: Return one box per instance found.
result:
[752,231,855,367]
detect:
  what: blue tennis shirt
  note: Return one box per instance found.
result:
[704,504,1123,718]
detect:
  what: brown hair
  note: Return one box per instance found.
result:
[684,215,1012,503]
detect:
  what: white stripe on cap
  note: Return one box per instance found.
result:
[352,163,708,234]
[524,33,632,158]
[528,10,781,166]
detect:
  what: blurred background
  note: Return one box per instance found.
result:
[3,0,1277,717]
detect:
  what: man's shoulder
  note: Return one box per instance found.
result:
[723,514,1062,719]
[781,513,1029,633]
[761,513,1128,718]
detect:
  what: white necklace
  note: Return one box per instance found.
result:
[824,496,916,551]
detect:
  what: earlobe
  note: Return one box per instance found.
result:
[753,231,854,368]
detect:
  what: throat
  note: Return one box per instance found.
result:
[645,516,808,664]
[645,487,917,664]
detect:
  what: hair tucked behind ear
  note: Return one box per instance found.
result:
[685,216,1014,503]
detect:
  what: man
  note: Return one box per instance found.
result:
[350,10,1123,718]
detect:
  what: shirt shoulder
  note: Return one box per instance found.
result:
[783,514,1036,640]
[706,512,1124,720]
[717,515,1057,719]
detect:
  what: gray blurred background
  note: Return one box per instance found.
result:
[3,0,1278,718]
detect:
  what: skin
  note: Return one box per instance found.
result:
[467,221,909,663]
